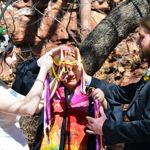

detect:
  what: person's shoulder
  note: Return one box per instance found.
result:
[0,80,8,90]
[0,81,24,100]
[144,79,150,86]
[7,88,24,100]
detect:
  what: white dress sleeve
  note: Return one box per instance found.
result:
[0,83,29,150]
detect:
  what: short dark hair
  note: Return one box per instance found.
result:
[140,15,150,32]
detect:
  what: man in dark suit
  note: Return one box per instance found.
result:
[86,15,150,150]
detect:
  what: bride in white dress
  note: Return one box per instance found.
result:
[0,34,53,150]
[0,84,29,149]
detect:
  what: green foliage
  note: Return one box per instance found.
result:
[0,27,6,36]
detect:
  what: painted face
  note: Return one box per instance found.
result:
[137,25,150,60]
[62,64,82,91]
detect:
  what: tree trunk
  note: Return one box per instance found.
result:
[80,0,150,75]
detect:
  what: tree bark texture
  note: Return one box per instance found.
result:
[80,0,150,75]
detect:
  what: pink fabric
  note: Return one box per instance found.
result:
[41,82,90,150]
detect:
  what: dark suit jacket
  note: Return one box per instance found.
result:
[90,77,150,150]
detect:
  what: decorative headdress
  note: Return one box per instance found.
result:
[0,27,14,54]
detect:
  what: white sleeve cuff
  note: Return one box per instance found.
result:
[85,75,92,87]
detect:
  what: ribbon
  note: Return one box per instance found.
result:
[44,74,51,144]
[94,99,106,150]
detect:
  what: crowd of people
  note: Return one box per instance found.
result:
[0,11,150,150]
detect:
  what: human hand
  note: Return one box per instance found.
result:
[86,106,107,135]
[92,88,107,109]
[92,88,105,103]
[37,52,53,71]
[49,45,73,60]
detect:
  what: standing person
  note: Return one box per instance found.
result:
[33,46,107,150]
[0,33,53,149]
[86,15,150,150]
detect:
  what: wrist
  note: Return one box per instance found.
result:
[37,67,48,81]
[35,79,44,87]
[40,64,50,73]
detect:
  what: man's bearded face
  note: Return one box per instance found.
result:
[137,26,150,61]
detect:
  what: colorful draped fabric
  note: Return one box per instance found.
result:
[40,83,89,150]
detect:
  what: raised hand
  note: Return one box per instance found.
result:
[37,52,53,71]
[49,45,73,59]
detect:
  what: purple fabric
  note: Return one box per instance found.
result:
[94,100,106,150]
[44,75,51,144]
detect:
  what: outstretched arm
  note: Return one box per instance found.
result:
[0,52,53,116]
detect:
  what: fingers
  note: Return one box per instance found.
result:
[86,129,95,134]
[86,116,97,135]
[50,45,72,56]
[50,45,75,64]
[74,47,81,62]
[100,106,105,116]
[48,45,84,75]
[92,88,105,102]
[64,48,74,59]
[49,45,82,65]
[86,116,94,124]
[59,45,72,51]
[86,116,95,134]
[37,53,53,70]
[60,47,65,62]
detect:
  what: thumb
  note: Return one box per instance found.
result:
[99,106,105,116]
